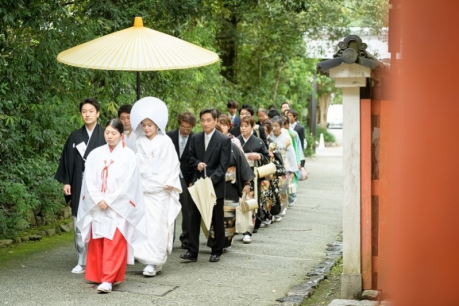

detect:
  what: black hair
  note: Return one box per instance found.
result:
[105,118,124,134]
[79,97,100,112]
[239,104,254,116]
[281,101,290,108]
[268,104,277,110]
[268,109,282,119]
[199,108,218,120]
[288,109,298,119]
[227,100,239,109]
[118,104,132,117]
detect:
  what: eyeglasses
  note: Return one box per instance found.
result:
[180,125,193,131]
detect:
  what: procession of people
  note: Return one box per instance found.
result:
[55,97,308,293]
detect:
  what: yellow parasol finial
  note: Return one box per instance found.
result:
[133,17,143,27]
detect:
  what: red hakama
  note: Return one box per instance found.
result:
[85,229,127,284]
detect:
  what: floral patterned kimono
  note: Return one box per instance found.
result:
[260,140,286,220]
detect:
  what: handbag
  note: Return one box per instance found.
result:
[288,177,297,193]
[289,183,297,194]
[299,167,308,181]
[240,193,258,212]
[236,206,254,233]
[257,162,276,178]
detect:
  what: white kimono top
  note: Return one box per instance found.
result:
[270,128,298,173]
[77,142,147,264]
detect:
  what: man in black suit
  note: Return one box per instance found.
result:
[227,100,240,128]
[166,111,196,250]
[287,109,306,157]
[230,104,268,147]
[180,108,231,263]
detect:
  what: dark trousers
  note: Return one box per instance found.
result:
[179,177,191,246]
[188,197,225,257]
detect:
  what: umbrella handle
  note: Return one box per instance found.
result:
[204,167,207,178]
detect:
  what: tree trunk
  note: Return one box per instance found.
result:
[217,14,238,83]
[272,62,285,102]
[318,93,332,129]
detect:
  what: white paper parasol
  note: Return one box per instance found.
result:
[56,17,219,100]
[188,169,216,231]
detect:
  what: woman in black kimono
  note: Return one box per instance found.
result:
[260,120,286,226]
[237,116,270,243]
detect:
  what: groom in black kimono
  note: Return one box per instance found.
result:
[180,108,231,263]
[54,97,106,274]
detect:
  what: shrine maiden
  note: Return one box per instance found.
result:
[77,119,147,293]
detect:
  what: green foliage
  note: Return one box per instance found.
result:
[344,0,390,33]
[0,209,21,240]
[277,58,316,109]
[303,126,336,157]
[304,132,315,157]
[0,181,38,215]
[316,74,336,97]
[316,126,336,143]
[0,157,62,216]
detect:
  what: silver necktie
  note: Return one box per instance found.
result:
[205,135,210,151]
[179,136,187,157]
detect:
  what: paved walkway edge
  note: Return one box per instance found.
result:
[275,233,343,305]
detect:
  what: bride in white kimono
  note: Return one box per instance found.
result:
[130,97,182,277]
[77,119,147,293]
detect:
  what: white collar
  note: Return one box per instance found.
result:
[85,124,96,139]
[205,128,216,140]
[242,134,251,143]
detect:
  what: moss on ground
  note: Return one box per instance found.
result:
[302,259,343,305]
[0,231,73,264]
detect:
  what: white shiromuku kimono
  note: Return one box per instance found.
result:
[270,129,298,173]
[134,133,182,266]
[76,142,147,264]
